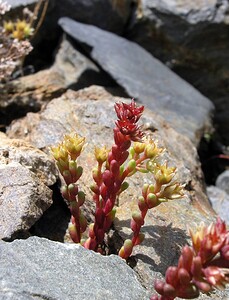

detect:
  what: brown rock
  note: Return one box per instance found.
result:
[0,132,58,186]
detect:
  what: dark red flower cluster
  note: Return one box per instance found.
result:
[115,99,144,142]
[84,100,145,252]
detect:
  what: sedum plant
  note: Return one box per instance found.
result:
[51,100,228,298]
[0,0,48,82]
[0,0,33,81]
[51,100,183,255]
[151,218,229,299]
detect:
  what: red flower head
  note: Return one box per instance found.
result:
[190,218,228,264]
[114,99,144,142]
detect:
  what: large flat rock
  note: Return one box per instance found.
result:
[58,18,214,145]
[0,236,149,300]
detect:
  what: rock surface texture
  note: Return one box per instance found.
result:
[0,132,56,240]
[126,0,229,144]
[0,236,149,300]
[58,17,214,146]
[207,185,229,224]
[216,170,229,194]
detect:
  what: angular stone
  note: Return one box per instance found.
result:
[0,132,57,186]
[0,133,55,240]
[0,162,52,240]
[0,236,149,300]
[58,18,214,145]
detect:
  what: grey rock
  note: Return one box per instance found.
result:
[126,0,229,145]
[58,18,214,145]
[207,185,229,224]
[216,170,229,194]
[0,236,149,300]
[0,162,52,240]
[52,35,115,90]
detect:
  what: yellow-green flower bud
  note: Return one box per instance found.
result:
[148,184,155,193]
[127,159,136,172]
[133,142,145,154]
[119,239,133,259]
[161,183,184,200]
[4,21,14,33]
[78,191,86,206]
[136,167,149,173]
[146,160,156,172]
[51,145,68,161]
[142,184,149,198]
[129,147,135,158]
[76,166,83,181]
[90,184,99,194]
[92,167,100,183]
[68,223,79,243]
[94,146,109,164]
[69,160,77,179]
[120,181,129,192]
[146,193,158,208]
[119,165,124,176]
[132,211,144,226]
[138,196,147,211]
[153,163,176,185]
[64,133,85,160]
[144,139,163,159]
[16,20,27,31]
[23,25,33,37]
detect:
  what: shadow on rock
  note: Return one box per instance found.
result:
[137,223,189,274]
[29,181,71,242]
